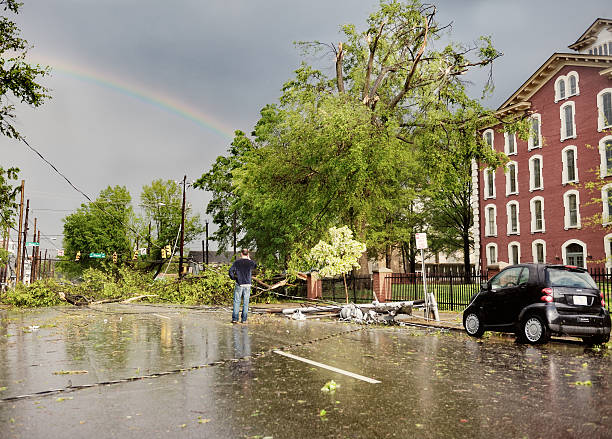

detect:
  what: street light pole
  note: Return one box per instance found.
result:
[178,175,186,278]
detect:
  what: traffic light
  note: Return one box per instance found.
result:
[161,248,166,259]
[165,245,171,256]
[133,250,138,260]
[75,251,80,261]
[112,252,117,263]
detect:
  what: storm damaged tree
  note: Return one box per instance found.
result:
[202,0,509,269]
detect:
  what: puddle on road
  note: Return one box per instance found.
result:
[0,306,610,438]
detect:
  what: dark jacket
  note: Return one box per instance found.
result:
[229,258,257,285]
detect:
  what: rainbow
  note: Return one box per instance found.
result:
[34,57,235,141]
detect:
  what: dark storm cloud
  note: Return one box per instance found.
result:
[1,0,610,251]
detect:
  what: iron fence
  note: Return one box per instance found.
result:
[588,268,612,312]
[320,275,374,304]
[387,269,488,312]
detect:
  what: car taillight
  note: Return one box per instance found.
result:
[541,287,553,303]
[601,292,606,308]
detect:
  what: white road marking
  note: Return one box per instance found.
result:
[153,314,171,320]
[273,350,381,384]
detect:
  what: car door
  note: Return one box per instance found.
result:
[482,266,526,327]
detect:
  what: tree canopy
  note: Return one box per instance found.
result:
[199,0,513,271]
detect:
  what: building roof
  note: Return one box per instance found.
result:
[568,18,612,51]
[497,53,612,112]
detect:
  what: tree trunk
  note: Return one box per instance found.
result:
[463,230,471,283]
[343,272,349,304]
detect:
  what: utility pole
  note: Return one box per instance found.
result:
[35,230,40,281]
[178,175,186,278]
[232,213,237,257]
[20,199,29,283]
[1,227,8,289]
[205,219,209,265]
[31,218,37,282]
[15,180,24,284]
[147,222,151,256]
[43,249,48,280]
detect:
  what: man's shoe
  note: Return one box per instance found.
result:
[231,321,239,324]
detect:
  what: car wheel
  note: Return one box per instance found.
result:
[463,312,485,338]
[582,334,610,345]
[521,315,550,344]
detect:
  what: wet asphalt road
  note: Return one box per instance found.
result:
[0,304,610,439]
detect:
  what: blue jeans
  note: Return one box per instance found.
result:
[232,284,251,322]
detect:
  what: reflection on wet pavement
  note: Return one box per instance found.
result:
[1,304,610,438]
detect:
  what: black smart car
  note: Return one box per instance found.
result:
[463,264,611,345]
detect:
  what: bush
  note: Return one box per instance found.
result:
[3,279,64,307]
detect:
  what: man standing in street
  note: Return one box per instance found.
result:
[229,248,257,324]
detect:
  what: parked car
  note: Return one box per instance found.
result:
[463,264,611,345]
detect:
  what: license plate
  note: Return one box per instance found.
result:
[573,295,588,306]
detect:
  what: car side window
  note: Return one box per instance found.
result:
[490,267,524,290]
[518,267,529,285]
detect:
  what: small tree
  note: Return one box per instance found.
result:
[307,226,366,304]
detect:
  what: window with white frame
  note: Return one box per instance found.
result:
[529,155,543,191]
[506,201,520,235]
[483,129,494,149]
[598,136,612,178]
[485,204,497,237]
[560,101,576,141]
[486,243,498,266]
[484,168,496,199]
[530,196,545,233]
[561,145,578,184]
[567,71,579,97]
[597,89,612,132]
[528,114,542,150]
[532,240,546,264]
[563,189,581,229]
[604,234,612,269]
[504,132,517,155]
[602,183,612,224]
[508,242,521,265]
[555,77,566,102]
[561,239,587,268]
[506,161,518,196]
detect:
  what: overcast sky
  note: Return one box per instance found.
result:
[2,0,610,254]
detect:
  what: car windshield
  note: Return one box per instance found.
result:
[547,268,597,289]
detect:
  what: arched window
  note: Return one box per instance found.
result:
[532,240,546,264]
[567,71,579,97]
[598,136,612,178]
[486,243,498,266]
[530,196,545,233]
[529,155,543,191]
[504,132,516,155]
[507,201,520,235]
[602,183,612,225]
[508,242,521,265]
[563,190,581,229]
[560,102,576,141]
[528,114,542,150]
[506,161,518,196]
[483,129,494,149]
[556,78,566,101]
[597,89,612,131]
[485,204,497,237]
[604,234,612,269]
[562,240,587,268]
[561,145,578,184]
[484,168,495,199]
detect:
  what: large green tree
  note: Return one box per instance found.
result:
[140,179,204,259]
[61,186,134,275]
[0,166,20,229]
[201,0,509,270]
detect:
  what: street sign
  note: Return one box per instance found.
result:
[415,233,428,249]
[139,247,147,256]
[89,252,106,259]
[57,249,65,257]
[26,241,40,247]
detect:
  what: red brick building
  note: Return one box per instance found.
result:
[477,18,612,272]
